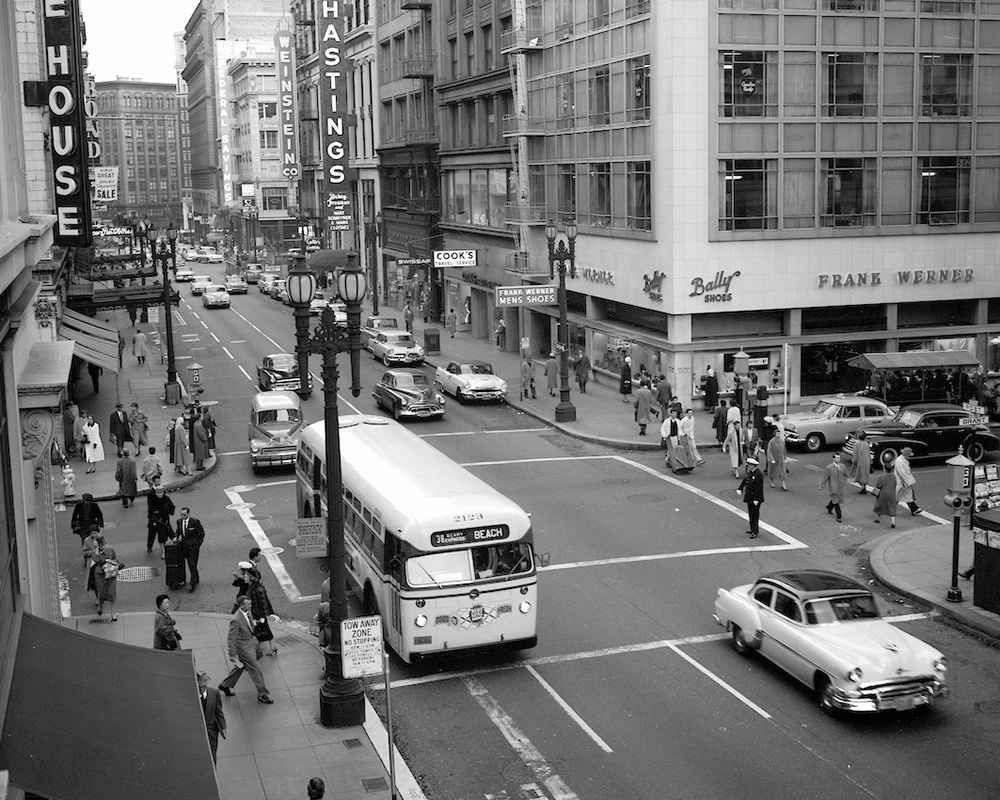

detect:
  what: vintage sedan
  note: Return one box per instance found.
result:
[360,315,401,348]
[372,369,445,421]
[184,249,203,262]
[243,263,264,284]
[190,276,213,295]
[844,402,1000,465]
[248,391,304,471]
[202,285,231,308]
[783,395,892,452]
[369,329,425,366]
[224,274,248,294]
[257,353,302,392]
[714,570,948,714]
[435,360,508,403]
[175,266,196,282]
[202,251,224,263]
[269,278,287,300]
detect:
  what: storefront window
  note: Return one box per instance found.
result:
[801,343,878,397]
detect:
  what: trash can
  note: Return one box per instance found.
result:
[424,327,441,356]
[972,507,1000,613]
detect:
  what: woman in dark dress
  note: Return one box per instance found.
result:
[153,594,181,650]
[619,356,633,403]
[247,571,278,656]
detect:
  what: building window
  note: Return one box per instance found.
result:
[590,0,610,28]
[922,54,973,117]
[262,187,287,210]
[258,102,277,119]
[466,32,475,76]
[824,53,877,117]
[471,169,489,225]
[627,161,652,231]
[721,159,776,231]
[464,100,477,147]
[557,164,576,223]
[625,0,650,19]
[489,167,511,226]
[556,73,575,129]
[628,56,650,121]
[822,158,876,227]
[589,66,610,125]
[721,51,774,118]
[454,170,470,223]
[920,156,970,224]
[555,0,574,38]
[260,130,278,149]
[483,25,493,71]
[589,162,611,227]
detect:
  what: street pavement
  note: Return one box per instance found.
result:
[57,292,1000,799]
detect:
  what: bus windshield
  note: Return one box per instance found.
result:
[406,542,532,587]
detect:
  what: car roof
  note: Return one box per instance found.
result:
[383,368,425,377]
[758,570,870,598]
[814,395,889,408]
[206,284,227,290]
[454,360,491,367]
[265,352,295,361]
[251,391,301,411]
[898,403,971,413]
[193,276,211,281]
[379,328,411,337]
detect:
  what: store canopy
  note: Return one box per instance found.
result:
[0,614,219,800]
[307,249,357,270]
[59,308,119,373]
[847,351,981,371]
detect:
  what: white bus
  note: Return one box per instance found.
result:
[296,415,543,663]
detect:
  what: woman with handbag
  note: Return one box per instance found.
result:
[81,414,105,474]
[83,525,102,607]
[247,570,278,656]
[91,533,122,620]
[153,594,182,650]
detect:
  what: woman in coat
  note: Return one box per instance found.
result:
[115,448,138,507]
[633,379,654,436]
[172,417,192,475]
[724,419,745,478]
[129,402,148,455]
[153,594,181,650]
[850,430,873,494]
[91,533,121,620]
[83,526,102,606]
[872,462,897,527]
[545,353,559,397]
[619,356,633,403]
[73,407,88,460]
[247,571,278,656]
[766,422,788,491]
[132,327,148,364]
[81,414,105,473]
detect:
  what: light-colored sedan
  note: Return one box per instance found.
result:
[190,276,213,295]
[434,360,507,403]
[224,275,248,294]
[203,251,224,263]
[783,395,892,452]
[714,570,948,715]
[174,266,196,282]
[369,329,424,366]
[201,285,231,308]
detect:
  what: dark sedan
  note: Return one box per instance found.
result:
[372,369,446,421]
[844,402,1000,465]
[257,353,302,392]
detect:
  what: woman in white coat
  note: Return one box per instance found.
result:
[81,414,105,473]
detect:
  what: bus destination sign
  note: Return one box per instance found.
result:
[431,524,510,548]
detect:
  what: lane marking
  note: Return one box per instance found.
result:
[229,306,285,351]
[543,544,800,572]
[209,331,220,343]
[525,664,613,753]
[230,339,247,343]
[464,676,579,800]
[238,364,253,382]
[200,319,208,330]
[223,346,234,360]
[421,427,552,438]
[664,641,772,719]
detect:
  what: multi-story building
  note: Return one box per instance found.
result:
[94,78,184,228]
[174,32,194,232]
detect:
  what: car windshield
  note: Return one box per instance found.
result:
[462,364,494,375]
[395,374,430,388]
[810,401,840,417]
[255,408,301,426]
[388,334,415,345]
[804,594,881,624]
[207,286,226,293]
[896,409,922,427]
[268,355,296,372]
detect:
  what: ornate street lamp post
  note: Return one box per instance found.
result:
[146,223,181,404]
[288,253,368,727]
[545,220,578,423]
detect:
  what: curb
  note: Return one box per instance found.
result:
[59,456,220,505]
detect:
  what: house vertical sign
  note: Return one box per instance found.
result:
[317,1,354,232]
[43,0,93,246]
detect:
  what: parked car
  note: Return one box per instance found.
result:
[327,301,347,325]
[369,329,425,366]
[185,249,203,262]
[224,274,248,294]
[270,278,287,300]
[434,361,508,403]
[308,290,329,314]
[713,570,949,715]
[259,274,279,294]
[175,266,196,282]
[844,402,1000,465]
[248,391,305,471]
[203,251,224,263]
[243,263,264,284]
[360,315,401,348]
[783,395,892,452]
[202,285,231,308]
[257,353,301,392]
[190,276,213,295]
[372,369,445,421]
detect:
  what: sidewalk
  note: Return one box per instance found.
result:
[63,612,425,800]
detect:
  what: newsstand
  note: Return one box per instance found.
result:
[972,506,1000,613]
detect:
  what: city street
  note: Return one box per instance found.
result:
[58,280,1000,800]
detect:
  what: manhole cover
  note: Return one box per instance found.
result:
[627,493,666,504]
[260,546,284,556]
[604,477,630,486]
[226,502,255,511]
[117,566,161,582]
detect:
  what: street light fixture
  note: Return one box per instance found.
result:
[146,222,181,404]
[289,252,368,727]
[545,219,578,423]
[364,210,382,316]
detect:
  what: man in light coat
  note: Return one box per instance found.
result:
[218,595,272,704]
[679,409,706,465]
[893,446,923,516]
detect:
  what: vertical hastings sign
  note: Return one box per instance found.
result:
[318,1,354,232]
[44,0,93,246]
[274,29,300,180]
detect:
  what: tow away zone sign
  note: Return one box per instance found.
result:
[340,615,383,678]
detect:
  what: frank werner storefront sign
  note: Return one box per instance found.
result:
[818,269,975,288]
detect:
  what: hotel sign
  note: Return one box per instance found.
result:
[318,1,354,231]
[43,0,93,246]
[274,29,299,180]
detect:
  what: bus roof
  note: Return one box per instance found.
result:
[300,416,531,546]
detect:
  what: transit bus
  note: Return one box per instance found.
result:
[295,415,543,663]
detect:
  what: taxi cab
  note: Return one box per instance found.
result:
[248,391,305,471]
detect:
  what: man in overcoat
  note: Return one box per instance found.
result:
[109,402,132,458]
[197,672,226,764]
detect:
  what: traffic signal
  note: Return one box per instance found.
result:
[944,489,973,513]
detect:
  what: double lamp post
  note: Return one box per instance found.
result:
[287,252,368,727]
[545,220,578,423]
[146,222,181,405]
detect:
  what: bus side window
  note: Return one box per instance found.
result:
[384,533,403,576]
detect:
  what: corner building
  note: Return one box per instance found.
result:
[439,0,1000,406]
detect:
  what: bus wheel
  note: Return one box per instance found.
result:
[363,585,379,617]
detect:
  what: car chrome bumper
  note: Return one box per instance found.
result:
[386,354,424,364]
[251,448,297,467]
[832,679,948,713]
[400,405,444,418]
[467,390,507,401]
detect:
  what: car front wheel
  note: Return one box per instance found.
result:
[805,433,824,453]
[817,676,839,716]
[393,403,402,421]
[965,440,987,463]
[880,447,898,468]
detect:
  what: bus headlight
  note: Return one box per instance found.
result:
[518,601,531,614]
[414,614,428,627]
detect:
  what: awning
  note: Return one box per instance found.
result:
[59,307,120,373]
[0,614,220,800]
[307,249,357,270]
[847,350,981,371]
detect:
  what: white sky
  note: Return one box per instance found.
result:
[81,0,198,84]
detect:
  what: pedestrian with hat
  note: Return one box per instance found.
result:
[821,452,847,522]
[197,671,226,764]
[545,352,559,397]
[129,401,148,456]
[109,402,132,459]
[850,430,873,493]
[737,457,765,538]
[894,447,923,516]
[872,461,898,528]
[619,356,633,403]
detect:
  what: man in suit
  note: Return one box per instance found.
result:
[197,671,226,764]
[738,457,766,539]
[218,595,272,704]
[177,507,206,592]
[109,402,132,458]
